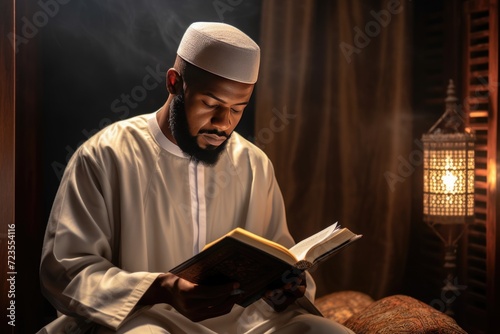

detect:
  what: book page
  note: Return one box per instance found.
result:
[204,228,298,265]
[289,222,339,260]
[303,229,357,263]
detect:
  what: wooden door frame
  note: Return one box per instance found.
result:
[1,0,16,332]
[1,1,48,332]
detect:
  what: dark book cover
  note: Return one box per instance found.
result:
[169,236,297,307]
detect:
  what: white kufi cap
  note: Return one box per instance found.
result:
[177,22,260,84]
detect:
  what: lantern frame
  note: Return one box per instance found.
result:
[420,79,475,317]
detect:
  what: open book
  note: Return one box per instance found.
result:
[169,222,362,307]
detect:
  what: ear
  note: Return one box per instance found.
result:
[166,68,183,94]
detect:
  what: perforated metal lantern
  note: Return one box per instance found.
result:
[422,80,475,225]
[423,133,475,223]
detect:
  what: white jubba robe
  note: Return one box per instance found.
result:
[38,112,337,334]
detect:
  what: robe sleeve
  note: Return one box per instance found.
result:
[40,146,159,330]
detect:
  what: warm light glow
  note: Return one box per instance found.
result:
[442,157,457,193]
[422,133,475,222]
[442,171,457,193]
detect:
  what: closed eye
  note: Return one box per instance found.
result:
[203,101,219,109]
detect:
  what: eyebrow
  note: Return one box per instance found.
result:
[203,92,249,106]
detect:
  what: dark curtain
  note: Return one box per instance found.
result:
[256,0,413,299]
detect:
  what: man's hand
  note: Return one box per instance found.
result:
[262,270,306,312]
[139,273,241,322]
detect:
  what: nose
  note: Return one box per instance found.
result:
[211,107,231,131]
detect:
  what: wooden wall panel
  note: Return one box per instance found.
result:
[0,1,16,333]
[0,1,49,332]
[14,0,47,330]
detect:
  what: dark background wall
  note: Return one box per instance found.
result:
[42,0,262,222]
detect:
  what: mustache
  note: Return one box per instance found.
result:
[199,129,229,138]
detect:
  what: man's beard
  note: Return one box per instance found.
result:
[168,93,230,166]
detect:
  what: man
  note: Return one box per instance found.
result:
[39,22,353,333]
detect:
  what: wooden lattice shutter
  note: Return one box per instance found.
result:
[462,0,499,332]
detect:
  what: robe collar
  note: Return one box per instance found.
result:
[147,111,186,159]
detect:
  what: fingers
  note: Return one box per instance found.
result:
[264,272,305,298]
[263,271,307,312]
[264,284,305,301]
[171,277,241,321]
[182,281,240,311]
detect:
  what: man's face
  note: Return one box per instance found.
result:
[169,71,254,165]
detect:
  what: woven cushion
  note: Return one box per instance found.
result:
[344,294,467,333]
[315,290,374,324]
